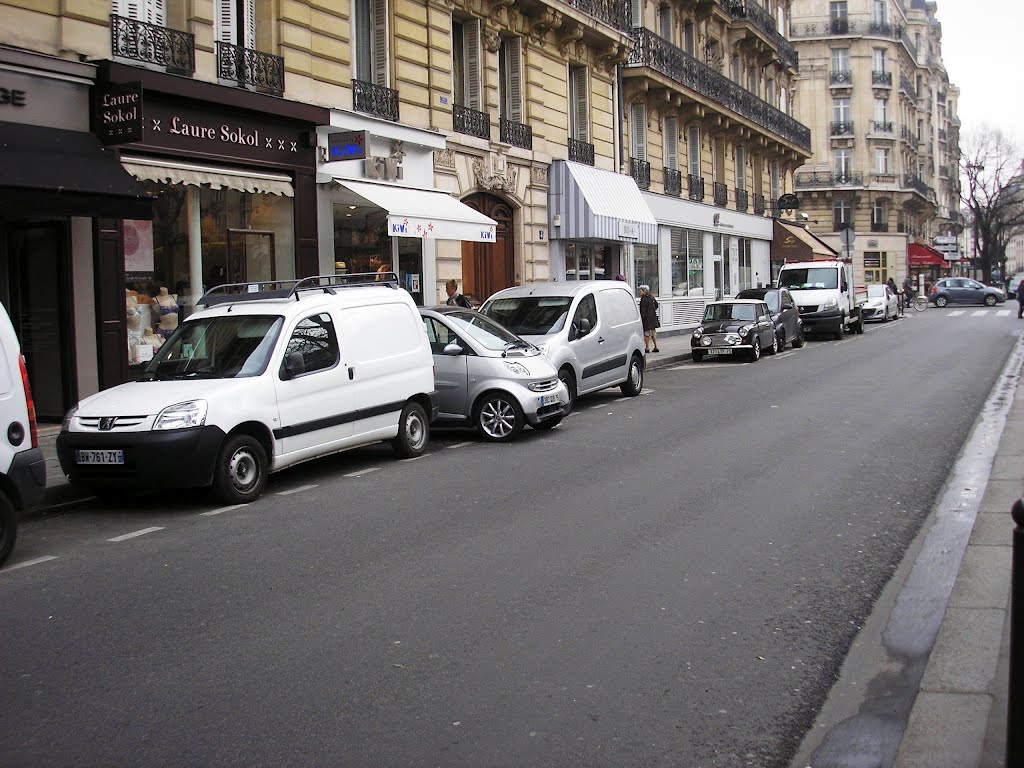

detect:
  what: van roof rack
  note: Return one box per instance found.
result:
[198,272,401,306]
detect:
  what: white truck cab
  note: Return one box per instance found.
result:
[57,274,438,504]
[777,259,865,339]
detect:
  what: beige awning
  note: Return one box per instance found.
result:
[121,156,294,197]
[774,220,838,260]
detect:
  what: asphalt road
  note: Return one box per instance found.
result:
[1,308,1020,768]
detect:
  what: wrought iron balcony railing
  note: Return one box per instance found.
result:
[753,193,766,215]
[790,17,917,57]
[938,128,947,142]
[568,137,595,166]
[352,79,399,122]
[830,70,853,86]
[713,181,728,207]
[726,0,799,70]
[735,188,749,212]
[564,0,632,33]
[869,120,894,134]
[794,170,864,189]
[688,174,705,201]
[453,104,491,140]
[872,173,898,184]
[901,127,920,148]
[871,221,889,232]
[871,70,893,87]
[500,118,533,149]
[630,158,651,189]
[627,28,811,152]
[899,74,917,98]
[904,175,931,196]
[664,167,682,196]
[831,120,855,136]
[216,41,284,95]
[110,14,195,75]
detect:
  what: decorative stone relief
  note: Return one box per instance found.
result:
[473,151,519,197]
[482,26,501,53]
[433,148,456,171]
[529,9,562,44]
[530,165,548,188]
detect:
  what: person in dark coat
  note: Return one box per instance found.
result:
[445,279,472,308]
[1016,280,1024,319]
[639,284,659,353]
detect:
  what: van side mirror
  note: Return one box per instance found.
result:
[443,342,463,356]
[578,318,592,336]
[283,351,305,379]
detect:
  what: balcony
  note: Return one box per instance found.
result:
[899,74,917,98]
[688,174,705,201]
[110,14,195,75]
[627,28,811,152]
[868,120,894,136]
[939,166,951,179]
[664,167,682,196]
[904,174,931,196]
[353,79,399,122]
[790,17,917,58]
[938,128,947,142]
[871,173,898,184]
[216,41,284,96]
[871,221,889,232]
[453,104,491,140]
[794,170,864,189]
[830,70,853,87]
[901,126,920,149]
[631,158,651,189]
[726,0,799,71]
[568,137,595,166]
[563,0,631,33]
[753,193,766,215]
[831,120,855,136]
[713,181,728,207]
[735,188,749,212]
[833,218,851,231]
[500,118,533,149]
[871,70,893,87]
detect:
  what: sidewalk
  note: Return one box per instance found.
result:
[28,329,1015,767]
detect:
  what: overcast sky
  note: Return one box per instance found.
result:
[935,0,1024,152]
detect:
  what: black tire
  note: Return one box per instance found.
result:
[392,401,430,457]
[853,314,864,334]
[834,321,845,341]
[776,330,786,351]
[984,294,997,306]
[935,295,948,308]
[767,332,780,355]
[532,416,563,431]
[620,354,644,396]
[213,434,268,505]
[692,350,704,362]
[749,337,761,362]
[474,392,524,442]
[882,309,890,323]
[792,329,805,348]
[559,368,577,413]
[0,491,16,567]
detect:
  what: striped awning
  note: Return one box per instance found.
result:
[549,160,658,245]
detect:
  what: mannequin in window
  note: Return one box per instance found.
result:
[151,287,179,341]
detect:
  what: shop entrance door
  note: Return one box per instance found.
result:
[1,221,75,422]
[713,257,725,300]
[460,193,514,304]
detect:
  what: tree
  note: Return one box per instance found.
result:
[960,127,1024,284]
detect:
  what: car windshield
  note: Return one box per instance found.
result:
[762,293,779,312]
[481,296,572,336]
[704,303,756,322]
[443,311,527,351]
[867,285,886,298]
[780,267,839,290]
[141,315,284,380]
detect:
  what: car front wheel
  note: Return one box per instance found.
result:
[475,392,524,442]
[749,337,761,362]
[792,329,805,348]
[620,354,644,396]
[984,294,997,306]
[213,434,268,504]
[935,295,948,307]
[559,368,577,413]
[692,350,704,363]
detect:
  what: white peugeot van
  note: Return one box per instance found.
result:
[57,275,438,504]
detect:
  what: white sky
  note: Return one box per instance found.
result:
[935,0,1024,151]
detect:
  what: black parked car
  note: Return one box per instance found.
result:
[735,288,805,350]
[691,299,778,362]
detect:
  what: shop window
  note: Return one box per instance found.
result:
[452,17,482,111]
[284,313,340,376]
[633,244,659,295]
[354,0,388,86]
[864,251,888,284]
[738,237,752,289]
[564,243,613,281]
[331,204,424,305]
[670,227,704,297]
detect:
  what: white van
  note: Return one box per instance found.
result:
[0,302,46,566]
[57,275,438,504]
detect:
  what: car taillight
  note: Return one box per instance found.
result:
[19,355,38,449]
[930,286,937,293]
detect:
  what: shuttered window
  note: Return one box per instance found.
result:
[372,0,388,87]
[664,116,679,171]
[736,145,746,190]
[216,0,255,47]
[683,22,695,54]
[499,36,523,122]
[630,0,642,28]
[769,159,780,202]
[460,18,482,110]
[568,66,589,143]
[686,123,701,177]
[658,5,672,41]
[713,138,725,182]
[630,102,647,162]
[114,0,165,26]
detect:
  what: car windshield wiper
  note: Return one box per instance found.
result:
[166,369,220,380]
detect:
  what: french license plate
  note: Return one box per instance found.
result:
[540,393,560,406]
[76,449,124,466]
[707,349,733,356]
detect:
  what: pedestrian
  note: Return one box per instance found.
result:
[1016,280,1024,318]
[639,284,659,353]
[445,279,472,308]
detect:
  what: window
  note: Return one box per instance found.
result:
[658,5,672,41]
[872,0,886,24]
[144,315,283,380]
[713,137,725,182]
[633,245,659,295]
[829,1,848,28]
[630,102,647,161]
[834,148,852,177]
[422,316,457,355]
[738,238,752,290]
[769,159,780,203]
[874,97,888,123]
[664,116,679,171]
[215,0,255,48]
[831,48,849,74]
[571,294,598,336]
[833,199,851,230]
[670,228,704,296]
[499,37,523,123]
[873,48,886,73]
[735,145,746,191]
[354,0,388,85]
[864,251,888,283]
[747,67,758,94]
[630,0,642,28]
[114,0,165,25]
[452,18,482,110]
[568,66,589,142]
[284,313,340,376]
[872,199,887,225]
[687,123,701,177]
[833,97,850,123]
[765,78,776,106]
[875,147,890,173]
[752,153,762,196]
[730,55,741,83]
[683,22,696,55]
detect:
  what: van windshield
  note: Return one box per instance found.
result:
[141,315,285,380]
[480,297,572,336]
[780,268,838,290]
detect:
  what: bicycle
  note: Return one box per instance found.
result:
[899,291,928,313]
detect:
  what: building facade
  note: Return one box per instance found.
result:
[788,0,962,288]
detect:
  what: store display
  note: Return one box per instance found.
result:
[151,288,179,341]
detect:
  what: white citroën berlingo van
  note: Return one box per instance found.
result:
[57,274,439,504]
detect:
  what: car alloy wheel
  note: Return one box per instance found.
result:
[985,295,997,306]
[750,337,761,362]
[476,393,523,442]
[936,296,948,307]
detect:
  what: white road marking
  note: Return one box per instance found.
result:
[277,484,318,496]
[997,310,1011,317]
[2,555,58,572]
[107,527,164,542]
[344,467,381,478]
[447,441,474,449]
[948,310,965,316]
[401,453,432,462]
[614,397,630,402]
[200,504,246,517]
[971,310,987,317]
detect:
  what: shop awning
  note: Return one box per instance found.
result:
[332,179,497,242]
[121,156,294,197]
[0,120,153,219]
[773,220,838,260]
[549,161,658,245]
[908,242,948,267]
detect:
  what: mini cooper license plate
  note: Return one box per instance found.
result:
[76,449,125,465]
[707,349,733,356]
[540,393,560,406]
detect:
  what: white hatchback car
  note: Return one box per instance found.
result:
[480,281,646,410]
[863,284,899,322]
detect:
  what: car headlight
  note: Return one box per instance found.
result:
[153,400,208,431]
[701,336,712,346]
[61,405,78,431]
[725,333,741,345]
[737,325,754,337]
[824,297,838,309]
[692,327,703,339]
[537,343,550,357]
[502,361,530,376]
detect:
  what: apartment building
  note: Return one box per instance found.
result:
[788,0,962,287]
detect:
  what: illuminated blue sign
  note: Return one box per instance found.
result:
[327,130,367,161]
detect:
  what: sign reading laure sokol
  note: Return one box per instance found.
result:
[96,81,143,146]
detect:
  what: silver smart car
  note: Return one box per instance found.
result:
[419,307,569,441]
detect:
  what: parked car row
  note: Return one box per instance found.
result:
[691,288,805,363]
[55,275,648,507]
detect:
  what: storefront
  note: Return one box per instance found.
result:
[96,62,328,377]
[908,242,949,284]
[773,220,839,276]
[316,112,497,306]
[548,160,658,286]
[0,47,153,420]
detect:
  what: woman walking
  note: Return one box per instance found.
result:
[639,285,660,353]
